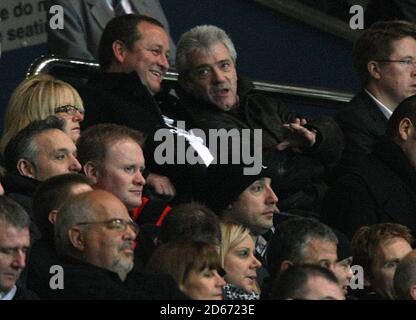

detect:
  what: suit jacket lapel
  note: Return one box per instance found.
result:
[360,90,388,134]
[87,0,114,30]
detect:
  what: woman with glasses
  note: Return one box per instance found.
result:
[1,74,85,154]
[145,241,225,300]
[220,222,262,300]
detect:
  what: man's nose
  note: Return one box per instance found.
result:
[11,250,26,269]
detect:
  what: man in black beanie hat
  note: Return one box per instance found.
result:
[200,162,279,237]
[198,161,279,287]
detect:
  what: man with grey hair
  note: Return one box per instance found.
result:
[51,189,185,299]
[394,249,416,300]
[0,196,37,300]
[2,117,81,229]
[174,25,343,215]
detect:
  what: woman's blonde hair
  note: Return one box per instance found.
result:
[220,222,260,294]
[1,74,84,154]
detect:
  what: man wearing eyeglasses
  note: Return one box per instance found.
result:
[335,20,416,176]
[51,189,185,300]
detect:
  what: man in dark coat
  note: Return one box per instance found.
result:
[335,21,416,175]
[26,174,93,299]
[322,95,416,239]
[80,14,212,202]
[3,117,82,240]
[174,25,343,214]
[51,189,186,300]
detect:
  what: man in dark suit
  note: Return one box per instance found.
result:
[47,0,176,64]
[323,95,416,239]
[335,21,416,172]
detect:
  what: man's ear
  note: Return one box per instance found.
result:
[16,159,36,179]
[112,40,127,64]
[280,260,293,272]
[398,118,414,141]
[83,161,99,184]
[48,209,59,225]
[68,227,86,251]
[368,60,382,80]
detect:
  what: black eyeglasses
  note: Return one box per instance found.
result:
[76,218,139,234]
[54,105,85,116]
[375,58,416,68]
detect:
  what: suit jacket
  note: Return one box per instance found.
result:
[47,0,176,63]
[334,90,388,179]
[321,139,416,239]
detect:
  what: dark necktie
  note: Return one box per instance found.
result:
[112,0,127,16]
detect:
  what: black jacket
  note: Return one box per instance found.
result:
[79,71,209,203]
[44,256,187,300]
[3,173,41,241]
[3,172,40,217]
[322,139,416,239]
[335,90,388,175]
[175,76,344,212]
[13,286,39,300]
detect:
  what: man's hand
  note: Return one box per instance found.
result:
[276,119,317,152]
[146,173,176,196]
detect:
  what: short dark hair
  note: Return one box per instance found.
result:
[270,264,339,300]
[158,202,221,245]
[4,116,64,173]
[0,196,30,229]
[353,20,416,86]
[267,217,338,279]
[77,123,145,171]
[33,173,93,240]
[386,95,416,138]
[99,14,165,71]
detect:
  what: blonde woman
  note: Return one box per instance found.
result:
[220,222,262,300]
[1,74,84,153]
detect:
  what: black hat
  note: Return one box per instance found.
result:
[199,162,275,215]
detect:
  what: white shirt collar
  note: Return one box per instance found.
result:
[105,0,134,14]
[364,89,393,119]
[0,286,17,300]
